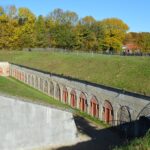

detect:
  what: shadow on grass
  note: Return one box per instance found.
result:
[55,115,150,150]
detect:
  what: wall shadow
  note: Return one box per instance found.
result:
[55,115,150,150]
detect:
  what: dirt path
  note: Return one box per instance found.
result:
[55,115,126,150]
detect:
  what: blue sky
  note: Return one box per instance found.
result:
[0,0,150,32]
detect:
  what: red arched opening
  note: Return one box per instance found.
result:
[15,69,17,78]
[90,96,99,118]
[19,71,21,80]
[21,72,24,81]
[79,92,87,112]
[17,70,19,80]
[63,87,68,103]
[0,67,3,76]
[70,90,76,108]
[103,100,113,124]
[6,67,9,74]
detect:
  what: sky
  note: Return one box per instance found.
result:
[0,0,150,32]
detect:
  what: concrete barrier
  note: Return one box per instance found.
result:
[0,95,78,150]
[0,62,9,76]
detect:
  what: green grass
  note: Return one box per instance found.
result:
[114,131,150,150]
[0,50,149,95]
[0,76,70,109]
[0,76,108,127]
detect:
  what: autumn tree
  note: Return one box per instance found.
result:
[76,16,98,51]
[47,9,79,49]
[17,7,36,48]
[35,15,48,47]
[100,18,129,52]
[0,6,18,49]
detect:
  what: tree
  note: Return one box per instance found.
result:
[17,7,36,48]
[138,33,150,52]
[35,15,48,47]
[80,16,96,26]
[76,16,97,51]
[0,6,134,52]
[100,18,129,52]
[0,6,16,49]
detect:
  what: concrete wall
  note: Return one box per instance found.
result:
[0,95,78,150]
[0,62,150,125]
[0,62,9,76]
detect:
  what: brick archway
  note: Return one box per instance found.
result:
[19,71,21,80]
[21,72,24,81]
[14,69,17,78]
[90,96,99,118]
[117,106,131,125]
[103,100,114,124]
[31,76,35,87]
[55,84,61,100]
[49,82,54,97]
[40,78,43,91]
[79,92,87,112]
[70,90,76,108]
[35,76,39,88]
[44,80,48,93]
[0,67,3,76]
[62,86,68,103]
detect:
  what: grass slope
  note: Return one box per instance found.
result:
[0,76,70,109]
[0,76,107,127]
[114,131,150,150]
[0,51,149,95]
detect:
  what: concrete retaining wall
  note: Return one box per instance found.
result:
[0,95,78,150]
[0,62,9,76]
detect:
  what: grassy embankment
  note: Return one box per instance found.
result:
[114,131,150,150]
[0,76,149,149]
[0,76,107,127]
[0,51,149,95]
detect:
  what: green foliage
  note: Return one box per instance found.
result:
[124,32,150,53]
[34,15,48,47]
[0,6,149,52]
[99,18,129,52]
[0,5,131,52]
[114,131,150,150]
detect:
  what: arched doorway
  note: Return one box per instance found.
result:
[55,84,61,100]
[13,69,15,77]
[70,90,77,108]
[40,78,43,91]
[49,81,54,97]
[21,72,24,81]
[31,75,34,87]
[90,96,99,118]
[19,71,21,80]
[117,106,131,125]
[117,106,132,137]
[0,67,3,76]
[79,92,87,112]
[44,80,48,94]
[25,73,27,83]
[103,100,114,124]
[62,87,68,103]
[35,76,38,88]
[15,69,17,78]
[28,74,31,85]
